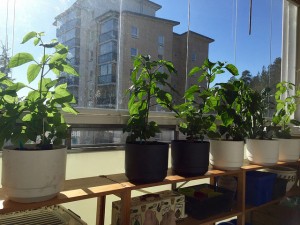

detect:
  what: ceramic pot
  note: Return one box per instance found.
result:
[265,166,297,192]
[278,139,300,162]
[1,146,67,203]
[210,140,244,170]
[125,142,169,184]
[246,139,279,166]
[171,140,209,177]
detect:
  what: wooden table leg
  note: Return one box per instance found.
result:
[236,171,246,225]
[120,190,131,225]
[96,195,106,225]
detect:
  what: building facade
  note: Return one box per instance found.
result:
[54,0,213,109]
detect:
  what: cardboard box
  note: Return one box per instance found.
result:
[111,190,185,225]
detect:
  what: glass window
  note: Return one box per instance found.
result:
[191,52,197,62]
[100,41,117,55]
[131,26,138,38]
[101,18,118,34]
[131,48,138,57]
[1,0,288,115]
[158,35,164,46]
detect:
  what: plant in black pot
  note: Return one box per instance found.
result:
[123,55,176,184]
[272,81,300,162]
[172,59,238,176]
[244,87,279,165]
[0,31,79,203]
[210,79,252,170]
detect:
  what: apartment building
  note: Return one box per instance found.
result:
[54,0,213,109]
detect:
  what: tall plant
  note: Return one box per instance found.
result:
[0,31,79,149]
[272,81,300,138]
[123,55,176,142]
[175,59,238,141]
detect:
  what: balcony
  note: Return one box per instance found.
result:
[98,52,117,64]
[99,30,118,43]
[98,74,116,84]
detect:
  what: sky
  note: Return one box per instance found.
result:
[0,0,283,92]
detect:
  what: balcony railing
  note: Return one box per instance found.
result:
[63,108,179,149]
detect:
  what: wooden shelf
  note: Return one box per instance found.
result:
[0,161,298,225]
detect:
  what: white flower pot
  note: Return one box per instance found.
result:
[246,139,279,166]
[265,166,297,192]
[278,139,300,162]
[209,140,244,170]
[1,146,67,203]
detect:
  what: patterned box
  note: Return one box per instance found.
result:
[111,190,185,225]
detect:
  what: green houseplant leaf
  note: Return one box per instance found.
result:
[0,31,79,149]
[175,59,239,141]
[123,55,176,142]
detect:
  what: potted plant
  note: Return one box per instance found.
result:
[0,31,79,203]
[171,59,238,176]
[123,55,176,184]
[210,79,250,170]
[245,87,279,165]
[272,81,300,162]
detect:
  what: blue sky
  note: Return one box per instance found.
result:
[154,0,283,83]
[0,0,282,90]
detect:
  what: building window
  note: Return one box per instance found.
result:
[99,41,117,55]
[131,48,138,57]
[158,46,164,56]
[90,51,93,61]
[101,18,118,34]
[131,26,138,38]
[158,54,163,60]
[191,52,197,62]
[158,35,164,46]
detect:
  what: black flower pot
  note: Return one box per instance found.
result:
[171,140,209,177]
[125,142,169,184]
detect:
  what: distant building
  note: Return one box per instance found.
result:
[54,0,214,109]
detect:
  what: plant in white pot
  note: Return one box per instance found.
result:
[123,55,176,184]
[210,79,250,170]
[272,81,300,162]
[245,88,279,165]
[172,59,238,176]
[0,31,79,203]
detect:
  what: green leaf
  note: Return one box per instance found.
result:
[21,31,37,44]
[3,95,16,104]
[62,104,78,114]
[27,90,40,101]
[62,64,79,76]
[225,64,239,75]
[33,38,40,46]
[9,53,34,68]
[6,82,26,92]
[27,64,41,83]
[188,67,201,76]
[22,113,33,122]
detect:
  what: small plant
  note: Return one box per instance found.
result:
[0,31,79,149]
[214,79,251,141]
[272,81,300,138]
[123,55,176,142]
[175,59,238,141]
